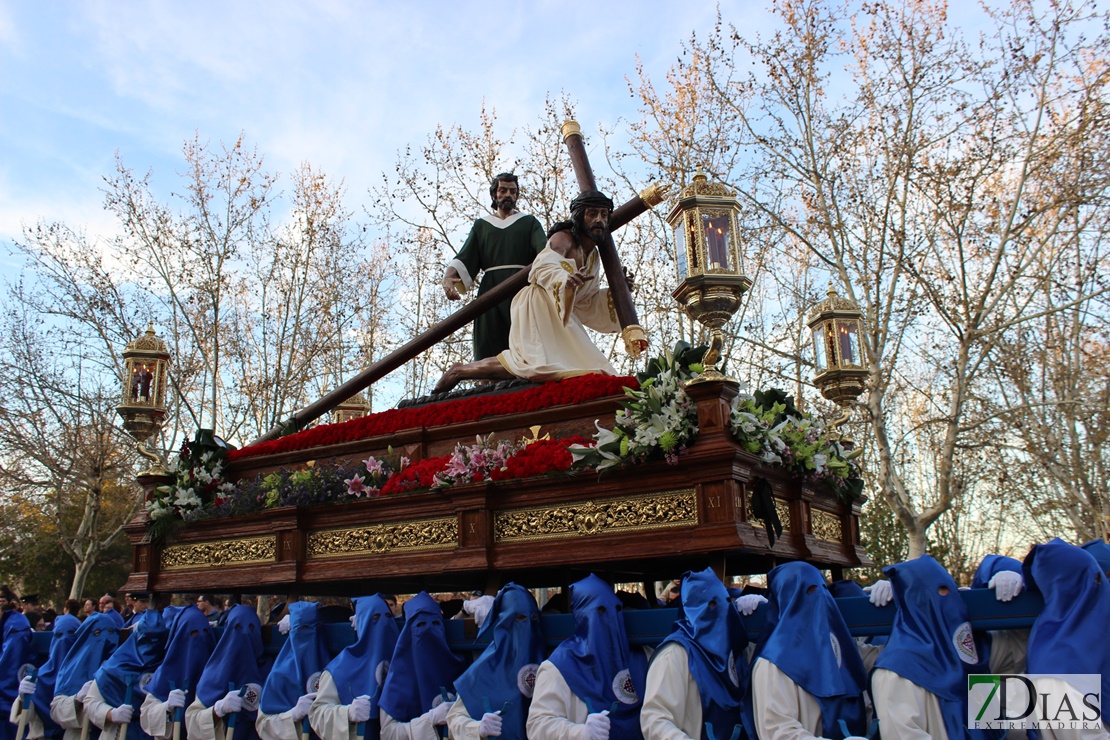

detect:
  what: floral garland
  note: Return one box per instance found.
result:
[569,345,865,502]
[228,373,634,461]
[731,389,864,500]
[147,440,234,540]
[569,342,702,471]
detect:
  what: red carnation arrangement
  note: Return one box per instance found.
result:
[490,435,591,481]
[229,374,634,461]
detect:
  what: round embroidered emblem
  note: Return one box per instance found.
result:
[612,668,638,705]
[517,663,539,697]
[953,622,978,664]
[830,632,843,668]
[374,660,389,686]
[241,683,262,711]
[727,651,739,687]
[306,671,322,694]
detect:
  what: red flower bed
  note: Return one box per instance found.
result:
[380,455,451,495]
[229,374,635,461]
[490,436,591,481]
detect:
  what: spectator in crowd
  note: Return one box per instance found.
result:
[82,600,96,620]
[98,594,120,615]
[196,595,223,627]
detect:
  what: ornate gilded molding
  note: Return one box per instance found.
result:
[494,488,697,543]
[307,516,458,559]
[811,509,844,542]
[161,536,276,571]
[748,497,792,532]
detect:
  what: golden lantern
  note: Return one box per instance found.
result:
[333,391,372,425]
[666,172,752,383]
[807,287,869,432]
[116,325,171,476]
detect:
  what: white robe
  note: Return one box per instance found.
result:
[255,709,303,740]
[497,246,620,382]
[871,668,948,740]
[378,704,445,740]
[640,643,702,740]
[49,694,85,740]
[444,699,482,740]
[139,694,173,740]
[307,671,355,740]
[82,682,129,740]
[9,697,44,740]
[526,661,591,740]
[750,658,826,740]
[184,697,236,740]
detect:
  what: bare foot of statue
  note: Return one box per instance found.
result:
[433,363,464,394]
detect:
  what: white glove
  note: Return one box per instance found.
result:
[165,689,186,710]
[290,693,316,722]
[214,690,243,717]
[348,695,371,724]
[277,614,291,635]
[75,680,93,703]
[428,700,450,726]
[988,570,1024,602]
[734,594,768,616]
[867,580,893,607]
[584,710,610,740]
[18,677,36,695]
[109,705,133,724]
[462,595,495,628]
[478,711,502,736]
[349,615,358,634]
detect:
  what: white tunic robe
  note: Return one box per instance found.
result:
[640,643,703,740]
[82,682,129,740]
[525,661,591,740]
[255,710,303,740]
[750,658,826,740]
[871,668,948,740]
[306,671,355,740]
[497,246,620,382]
[139,694,172,740]
[49,694,85,740]
[9,697,44,740]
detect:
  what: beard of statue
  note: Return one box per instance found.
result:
[497,196,516,213]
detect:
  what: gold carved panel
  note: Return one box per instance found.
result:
[747,496,792,532]
[161,536,276,571]
[307,516,458,559]
[494,488,697,543]
[811,509,844,542]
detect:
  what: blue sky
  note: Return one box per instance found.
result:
[0,1,755,258]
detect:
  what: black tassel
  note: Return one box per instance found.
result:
[750,477,784,547]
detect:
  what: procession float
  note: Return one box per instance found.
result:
[108,122,1041,646]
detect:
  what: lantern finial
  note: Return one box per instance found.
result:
[806,285,868,440]
[666,172,752,384]
[116,326,171,476]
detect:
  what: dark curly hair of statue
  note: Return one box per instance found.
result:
[489,172,520,209]
[568,189,614,237]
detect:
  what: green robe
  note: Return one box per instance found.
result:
[448,212,547,360]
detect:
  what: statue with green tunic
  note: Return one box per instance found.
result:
[441,172,547,360]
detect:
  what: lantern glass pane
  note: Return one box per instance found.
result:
[701,211,733,271]
[837,320,861,366]
[674,221,689,280]
[130,361,156,405]
[824,322,839,367]
[812,327,828,371]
